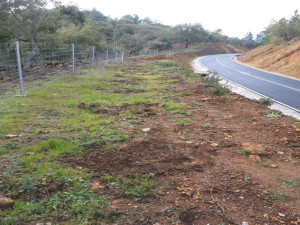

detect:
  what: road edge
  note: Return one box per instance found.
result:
[192,56,300,120]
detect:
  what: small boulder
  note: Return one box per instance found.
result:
[0,197,14,209]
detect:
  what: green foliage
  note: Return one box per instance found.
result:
[0,0,264,50]
[253,97,274,106]
[101,174,157,197]
[33,139,81,157]
[268,191,294,201]
[20,176,38,193]
[264,10,300,43]
[156,61,179,68]
[165,101,189,114]
[232,150,252,156]
[280,177,300,189]
[264,112,281,118]
[203,74,230,97]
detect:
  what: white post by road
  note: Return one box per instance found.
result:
[106,49,109,60]
[15,41,24,96]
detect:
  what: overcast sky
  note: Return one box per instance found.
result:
[60,0,299,39]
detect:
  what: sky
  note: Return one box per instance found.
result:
[59,0,299,39]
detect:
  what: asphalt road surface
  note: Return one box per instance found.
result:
[200,54,300,112]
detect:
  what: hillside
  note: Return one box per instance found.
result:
[239,40,300,79]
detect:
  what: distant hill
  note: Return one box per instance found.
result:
[239,40,300,79]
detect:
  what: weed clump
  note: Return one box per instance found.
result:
[101,174,157,197]
[203,73,230,97]
[253,97,274,106]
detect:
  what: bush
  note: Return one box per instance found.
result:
[203,73,230,97]
[253,97,274,106]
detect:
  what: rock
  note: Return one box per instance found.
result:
[142,128,151,133]
[249,154,261,161]
[242,222,249,225]
[277,151,285,155]
[278,213,285,217]
[210,143,219,147]
[91,181,105,190]
[242,143,271,156]
[0,197,14,209]
[270,164,278,168]
[4,134,18,138]
[296,129,300,133]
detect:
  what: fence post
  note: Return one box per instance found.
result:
[106,49,109,60]
[121,52,124,62]
[15,41,25,96]
[72,43,75,74]
[116,51,118,62]
[92,46,95,66]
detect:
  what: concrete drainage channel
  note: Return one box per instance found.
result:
[192,57,300,120]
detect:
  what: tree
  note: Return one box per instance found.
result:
[0,0,61,49]
[176,23,207,48]
[255,32,265,43]
[243,32,253,41]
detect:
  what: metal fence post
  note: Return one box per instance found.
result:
[92,46,95,66]
[72,43,75,74]
[106,49,109,60]
[116,51,118,62]
[15,41,25,96]
[121,52,124,62]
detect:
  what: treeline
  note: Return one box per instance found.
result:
[0,0,259,53]
[263,10,300,43]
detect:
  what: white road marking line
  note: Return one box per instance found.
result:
[215,56,300,92]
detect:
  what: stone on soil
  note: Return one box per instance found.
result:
[0,196,14,209]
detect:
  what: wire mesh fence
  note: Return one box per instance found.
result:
[0,41,185,96]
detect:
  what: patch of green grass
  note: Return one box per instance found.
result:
[177,119,191,126]
[0,148,8,155]
[280,177,300,189]
[232,149,252,156]
[1,176,107,224]
[264,112,281,118]
[156,61,179,68]
[33,139,81,157]
[253,97,274,106]
[294,122,300,125]
[165,101,189,114]
[241,150,252,155]
[268,191,294,201]
[101,174,157,197]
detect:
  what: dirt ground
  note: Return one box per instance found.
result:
[239,39,300,79]
[61,54,300,224]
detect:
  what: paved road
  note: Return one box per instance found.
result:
[200,54,300,112]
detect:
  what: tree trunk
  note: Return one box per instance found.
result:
[185,39,189,48]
